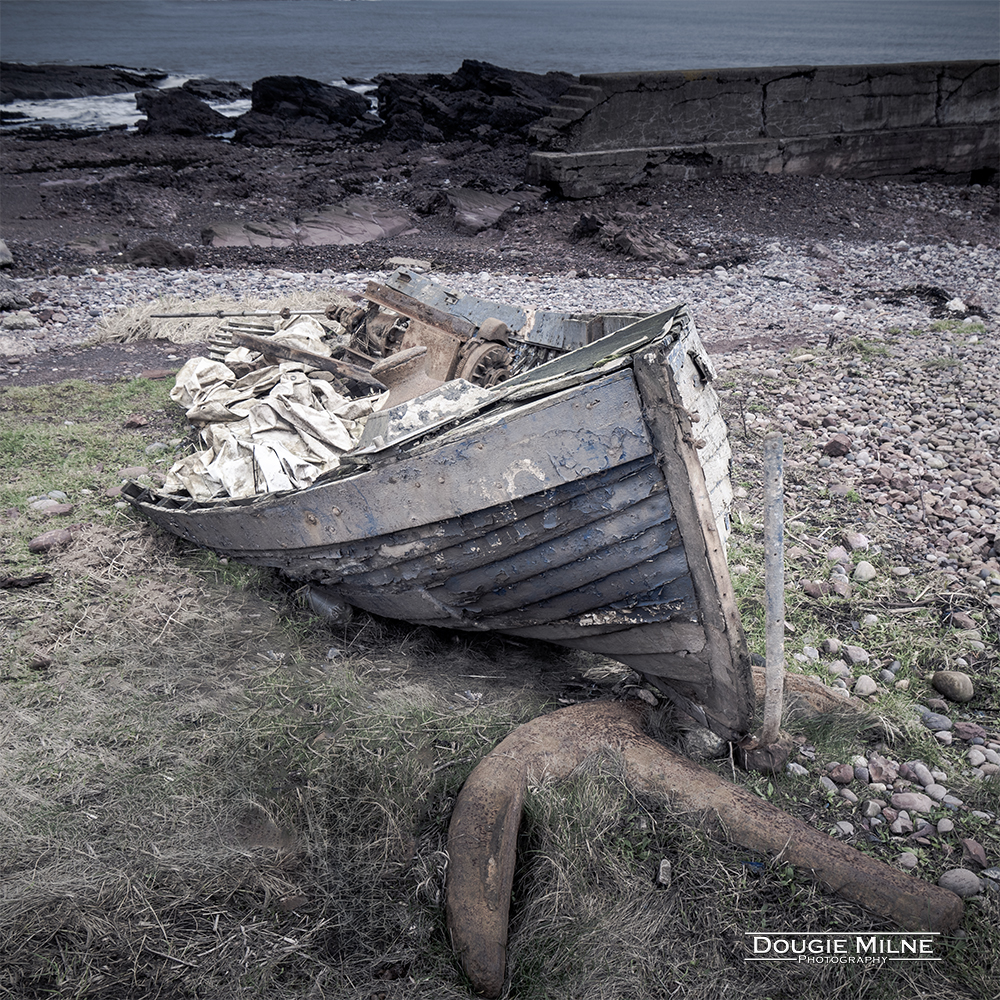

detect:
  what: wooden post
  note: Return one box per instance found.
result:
[761,432,785,745]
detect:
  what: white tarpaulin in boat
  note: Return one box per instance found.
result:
[161,336,385,500]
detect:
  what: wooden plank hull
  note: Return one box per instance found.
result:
[125,307,754,740]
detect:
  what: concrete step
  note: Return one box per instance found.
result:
[562,84,605,102]
[559,95,597,111]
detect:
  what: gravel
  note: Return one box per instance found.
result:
[3,216,999,594]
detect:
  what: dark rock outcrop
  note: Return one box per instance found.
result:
[375,60,577,144]
[180,78,250,102]
[569,212,691,262]
[231,75,379,146]
[0,62,167,103]
[135,88,233,136]
[121,238,197,268]
[249,75,373,125]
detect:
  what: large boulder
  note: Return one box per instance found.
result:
[0,62,166,103]
[180,78,250,102]
[375,60,577,144]
[249,75,373,125]
[135,88,233,136]
[233,75,379,146]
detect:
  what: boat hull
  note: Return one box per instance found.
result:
[126,308,754,740]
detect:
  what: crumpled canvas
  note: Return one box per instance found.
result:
[161,347,385,500]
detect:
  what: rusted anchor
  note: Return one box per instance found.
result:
[446,700,963,998]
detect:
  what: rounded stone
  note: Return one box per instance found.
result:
[931,670,975,703]
[853,560,877,582]
[853,675,878,697]
[829,763,854,784]
[921,711,952,732]
[938,868,982,898]
[898,852,919,870]
[891,791,934,814]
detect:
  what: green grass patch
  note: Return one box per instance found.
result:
[0,379,189,572]
[838,336,889,359]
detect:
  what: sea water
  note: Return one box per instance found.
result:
[2,0,997,129]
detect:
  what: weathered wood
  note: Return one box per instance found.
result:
[128,305,754,742]
[365,281,478,339]
[227,329,386,391]
[634,345,755,740]
[140,369,651,552]
[761,431,786,744]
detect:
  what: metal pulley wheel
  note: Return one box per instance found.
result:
[457,342,511,387]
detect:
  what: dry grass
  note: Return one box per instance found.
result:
[93,291,341,344]
[2,374,997,999]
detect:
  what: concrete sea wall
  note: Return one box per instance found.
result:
[526,61,999,197]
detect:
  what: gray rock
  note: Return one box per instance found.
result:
[910,762,934,786]
[898,852,919,870]
[786,762,809,777]
[921,711,953,732]
[0,276,29,308]
[931,670,975,703]
[0,239,12,267]
[657,858,672,887]
[867,752,898,784]
[938,869,982,897]
[1,311,41,330]
[845,531,870,551]
[890,813,914,835]
[853,675,878,696]
[852,560,877,582]
[936,817,955,834]
[843,644,870,665]
[862,799,883,818]
[834,821,855,837]
[924,783,948,801]
[819,776,838,794]
[891,791,934,814]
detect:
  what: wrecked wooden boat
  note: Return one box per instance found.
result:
[124,304,754,740]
